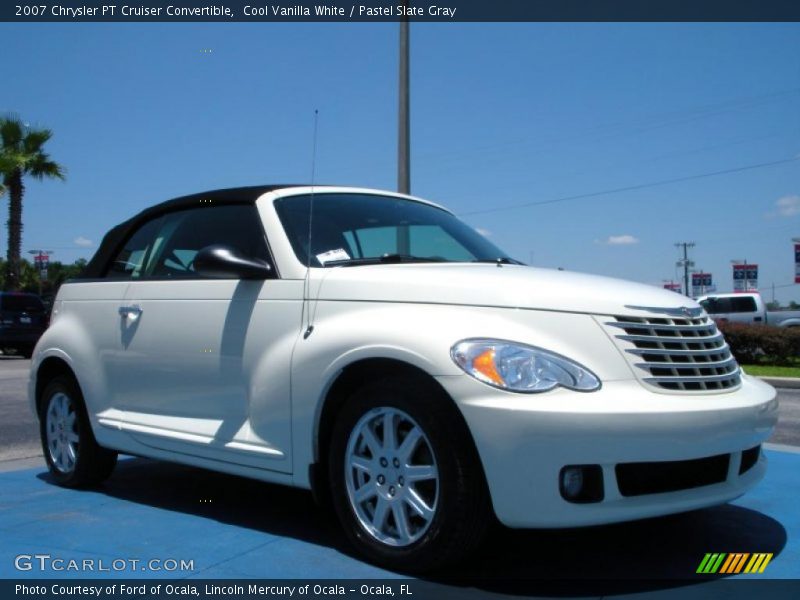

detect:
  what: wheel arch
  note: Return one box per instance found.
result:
[35,356,79,415]
[310,357,487,507]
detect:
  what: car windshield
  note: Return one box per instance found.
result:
[274,193,516,267]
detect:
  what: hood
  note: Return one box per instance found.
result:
[311,263,699,317]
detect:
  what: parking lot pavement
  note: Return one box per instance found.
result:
[0,448,797,590]
[0,357,40,463]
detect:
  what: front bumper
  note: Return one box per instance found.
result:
[436,372,778,528]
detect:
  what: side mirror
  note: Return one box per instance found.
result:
[193,245,272,280]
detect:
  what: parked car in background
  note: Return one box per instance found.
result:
[30,185,778,571]
[0,292,48,358]
[697,292,800,327]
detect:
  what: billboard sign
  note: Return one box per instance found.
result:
[692,272,713,297]
[795,243,800,284]
[733,264,758,293]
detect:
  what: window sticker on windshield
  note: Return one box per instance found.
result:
[316,248,351,265]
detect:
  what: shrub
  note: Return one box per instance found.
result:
[717,322,800,365]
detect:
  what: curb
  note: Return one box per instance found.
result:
[758,376,800,389]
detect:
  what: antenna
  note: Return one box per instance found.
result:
[303,109,319,339]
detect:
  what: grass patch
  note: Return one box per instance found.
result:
[741,363,800,378]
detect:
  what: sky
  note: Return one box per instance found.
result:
[1,22,799,301]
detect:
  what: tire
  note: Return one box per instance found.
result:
[38,375,117,487]
[329,376,490,572]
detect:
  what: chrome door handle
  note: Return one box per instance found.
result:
[119,305,142,320]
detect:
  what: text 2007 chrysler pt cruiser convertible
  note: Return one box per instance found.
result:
[30,185,777,570]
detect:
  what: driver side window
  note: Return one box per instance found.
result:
[106,204,270,280]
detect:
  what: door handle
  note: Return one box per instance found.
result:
[119,305,143,321]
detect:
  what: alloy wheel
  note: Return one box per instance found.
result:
[45,392,79,474]
[344,407,439,547]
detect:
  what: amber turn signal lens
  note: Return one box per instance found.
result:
[472,348,504,386]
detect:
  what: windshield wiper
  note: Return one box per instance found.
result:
[323,254,448,267]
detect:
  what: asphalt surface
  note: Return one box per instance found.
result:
[0,356,40,463]
[2,356,799,465]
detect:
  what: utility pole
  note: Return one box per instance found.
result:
[675,242,695,297]
[397,3,410,195]
[396,5,411,255]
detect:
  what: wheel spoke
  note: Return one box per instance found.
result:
[397,428,421,463]
[67,431,80,444]
[354,484,377,503]
[66,443,76,465]
[350,456,373,473]
[405,464,437,482]
[360,426,381,457]
[66,411,76,429]
[404,488,435,521]
[392,503,412,542]
[372,497,390,529]
[382,411,397,452]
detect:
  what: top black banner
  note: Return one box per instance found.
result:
[3,1,800,23]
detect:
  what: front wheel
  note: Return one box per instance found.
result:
[329,377,490,572]
[39,376,117,487]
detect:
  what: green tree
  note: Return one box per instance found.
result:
[0,116,65,291]
[42,258,87,298]
[0,257,88,299]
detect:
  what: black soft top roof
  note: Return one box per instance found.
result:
[80,184,304,279]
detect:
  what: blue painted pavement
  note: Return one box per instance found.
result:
[0,449,797,593]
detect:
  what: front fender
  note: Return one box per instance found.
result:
[289,301,633,487]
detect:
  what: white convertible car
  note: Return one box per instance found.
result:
[30,185,777,571]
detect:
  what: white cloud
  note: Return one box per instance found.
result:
[599,234,639,246]
[475,227,492,237]
[772,195,800,218]
[73,236,93,247]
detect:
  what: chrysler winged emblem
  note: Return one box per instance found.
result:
[625,304,704,318]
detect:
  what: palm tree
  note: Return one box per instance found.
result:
[0,116,65,291]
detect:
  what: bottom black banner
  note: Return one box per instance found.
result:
[4,579,800,600]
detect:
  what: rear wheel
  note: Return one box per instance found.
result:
[39,376,117,487]
[329,377,490,572]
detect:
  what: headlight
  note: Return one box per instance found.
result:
[450,338,601,393]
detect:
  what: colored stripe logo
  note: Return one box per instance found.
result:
[697,553,773,574]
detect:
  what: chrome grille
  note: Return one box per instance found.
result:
[606,313,741,392]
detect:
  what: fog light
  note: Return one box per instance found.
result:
[561,468,584,499]
[559,465,604,504]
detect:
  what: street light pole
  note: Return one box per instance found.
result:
[398,4,410,195]
[675,242,695,297]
